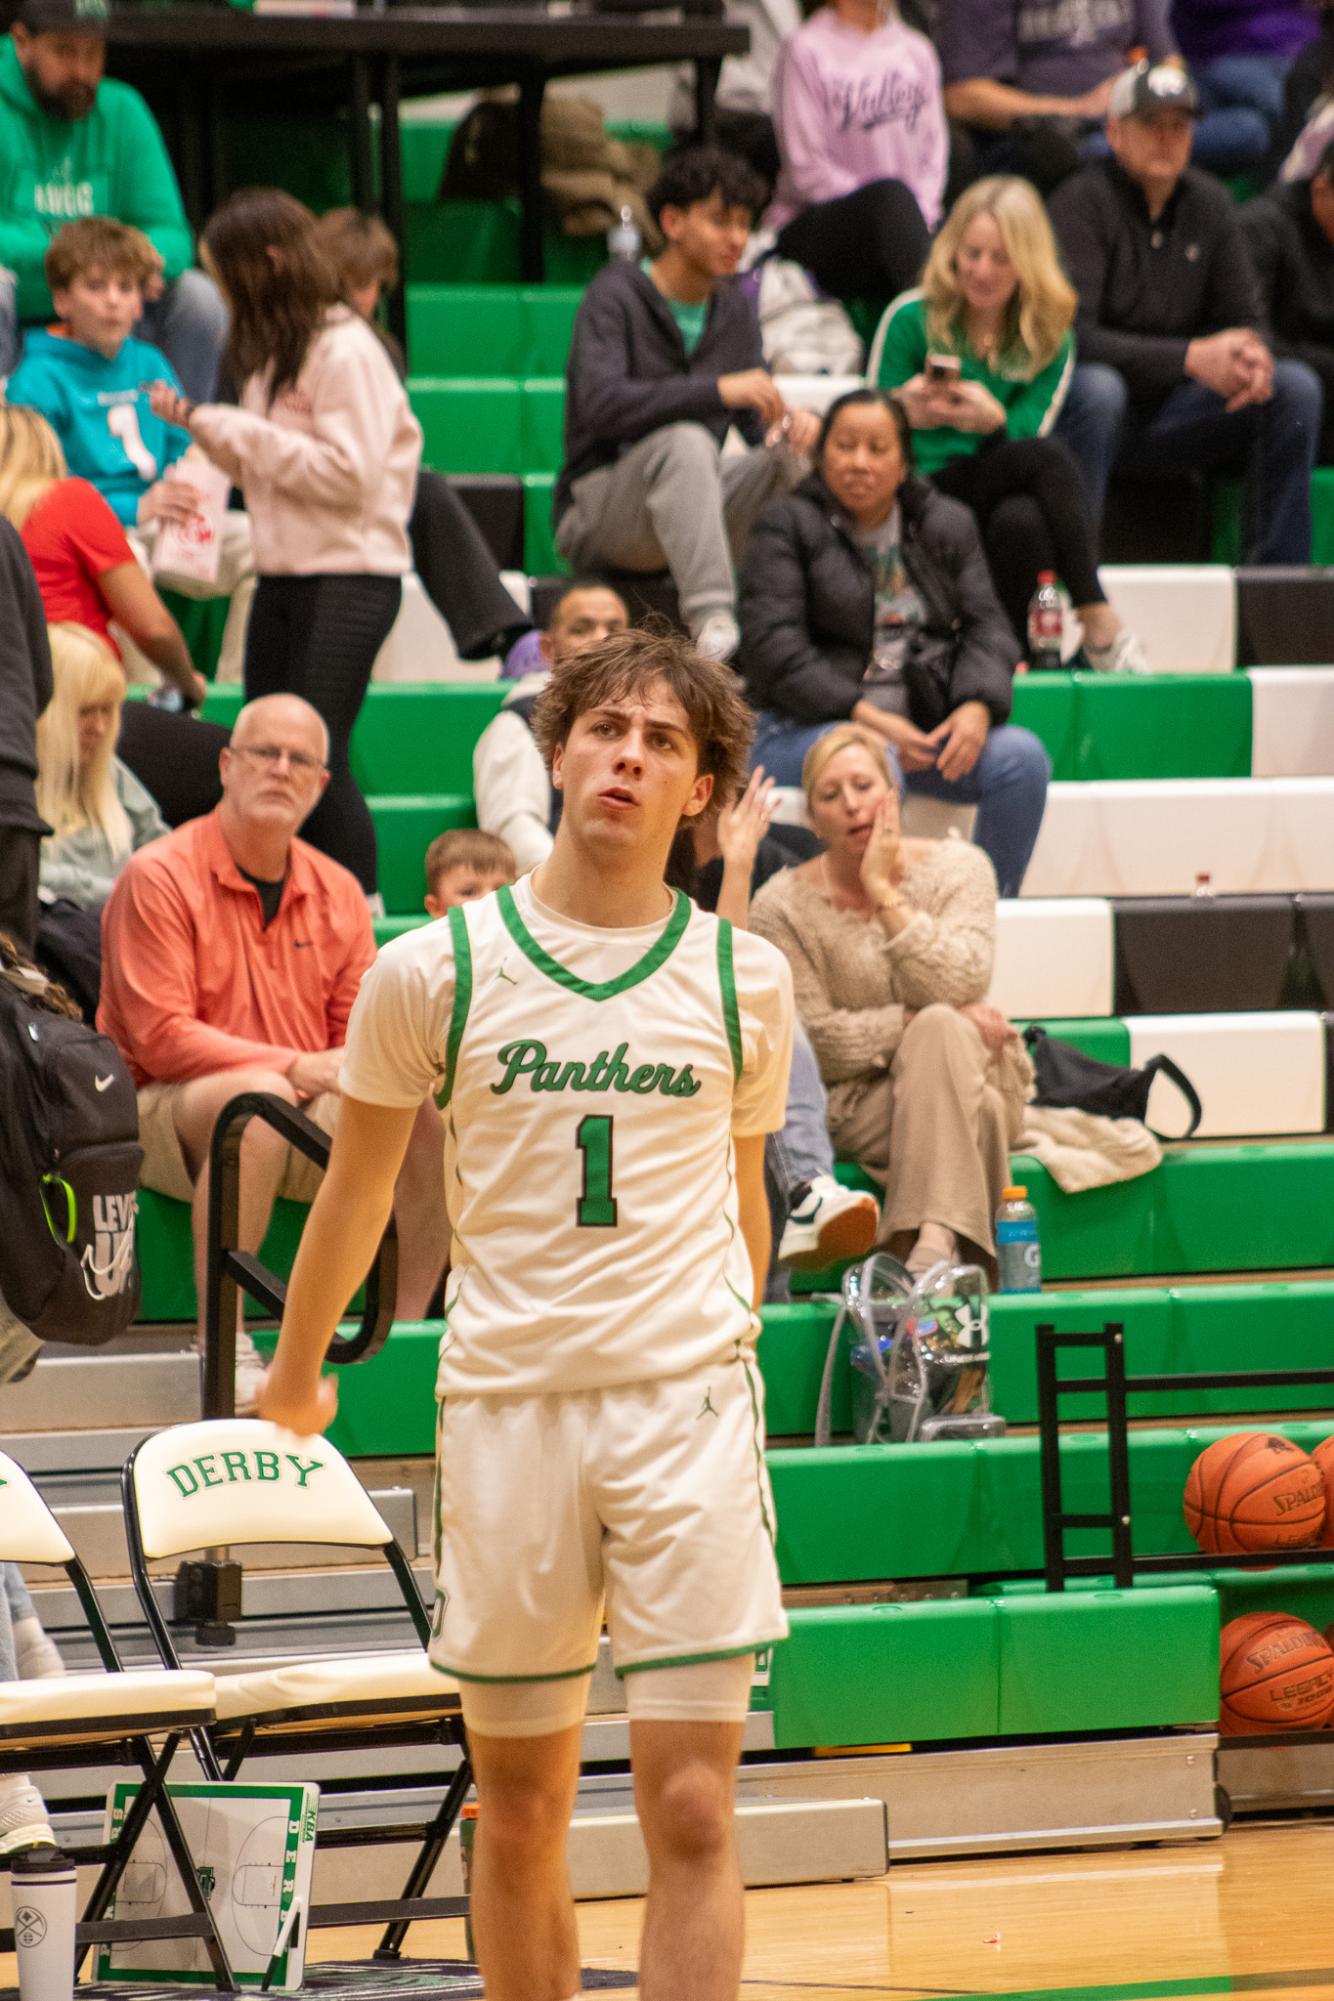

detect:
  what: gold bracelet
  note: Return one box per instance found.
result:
[875,896,901,916]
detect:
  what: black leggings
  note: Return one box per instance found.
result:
[775,177,931,306]
[931,435,1105,648]
[244,573,401,893]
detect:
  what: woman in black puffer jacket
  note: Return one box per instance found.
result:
[739,387,1050,896]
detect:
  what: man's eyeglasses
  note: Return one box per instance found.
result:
[231,743,327,776]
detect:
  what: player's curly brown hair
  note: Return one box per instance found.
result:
[531,624,753,818]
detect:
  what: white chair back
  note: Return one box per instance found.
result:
[130,1420,393,1562]
[0,1450,76,1566]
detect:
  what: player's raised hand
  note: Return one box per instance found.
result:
[255,1362,338,1437]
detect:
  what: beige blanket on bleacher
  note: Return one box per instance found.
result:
[1016,1105,1163,1193]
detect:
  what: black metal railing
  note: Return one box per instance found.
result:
[203,1091,398,1420]
[1037,1322,1334,1591]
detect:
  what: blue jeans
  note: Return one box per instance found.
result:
[0,266,227,402]
[767,1020,833,1196]
[1195,52,1289,131]
[752,712,1051,898]
[1057,359,1323,565]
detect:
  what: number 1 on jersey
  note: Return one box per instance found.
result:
[575,1115,618,1227]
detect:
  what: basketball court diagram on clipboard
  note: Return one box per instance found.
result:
[95,1781,319,1991]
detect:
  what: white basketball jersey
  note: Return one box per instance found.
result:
[340,877,793,1397]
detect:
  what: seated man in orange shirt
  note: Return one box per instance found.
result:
[98,692,447,1408]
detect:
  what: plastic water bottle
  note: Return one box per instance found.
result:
[1026,570,1063,672]
[606,204,641,262]
[996,1184,1041,1293]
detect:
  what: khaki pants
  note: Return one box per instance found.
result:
[137,1082,338,1204]
[831,1005,1019,1271]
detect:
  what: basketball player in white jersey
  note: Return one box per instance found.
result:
[258,626,795,2001]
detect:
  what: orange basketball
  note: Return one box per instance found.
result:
[1219,1613,1334,1734]
[1183,1433,1326,1556]
[1312,1436,1334,1536]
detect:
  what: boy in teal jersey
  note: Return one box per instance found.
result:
[0,0,225,399]
[9,215,254,674]
[8,217,190,528]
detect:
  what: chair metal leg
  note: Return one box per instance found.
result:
[79,1733,237,1992]
[372,1755,473,1961]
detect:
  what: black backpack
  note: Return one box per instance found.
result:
[0,955,142,1344]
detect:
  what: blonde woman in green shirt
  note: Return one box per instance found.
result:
[871,175,1147,672]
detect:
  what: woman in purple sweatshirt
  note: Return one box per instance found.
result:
[766,0,948,309]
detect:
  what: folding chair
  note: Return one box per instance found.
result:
[122,1419,472,1959]
[0,1450,232,1986]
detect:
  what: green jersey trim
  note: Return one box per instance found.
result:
[436,904,472,1107]
[716,918,742,1082]
[616,1640,785,1676]
[429,1659,598,1684]
[496,881,691,1001]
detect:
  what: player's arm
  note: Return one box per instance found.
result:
[733,1132,771,1313]
[257,1094,419,1435]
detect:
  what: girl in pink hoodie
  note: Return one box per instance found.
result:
[767,0,948,308]
[149,188,421,897]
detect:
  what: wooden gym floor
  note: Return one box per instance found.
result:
[297,1819,1334,2001]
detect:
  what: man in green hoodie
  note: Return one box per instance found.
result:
[0,0,225,400]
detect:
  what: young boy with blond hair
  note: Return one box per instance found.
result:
[423,828,516,918]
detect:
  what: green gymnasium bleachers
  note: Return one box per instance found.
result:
[116,179,1334,1766]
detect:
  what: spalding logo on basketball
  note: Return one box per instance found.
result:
[1183,1432,1327,1556]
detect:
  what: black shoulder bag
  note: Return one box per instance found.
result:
[1023,1025,1203,1139]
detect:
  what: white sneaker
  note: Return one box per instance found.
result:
[1083,626,1153,675]
[0,1775,53,1855]
[234,1328,267,1417]
[200,1328,267,1416]
[14,1617,63,1681]
[694,613,740,663]
[778,1175,879,1272]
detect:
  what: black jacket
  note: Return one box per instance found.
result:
[1243,180,1334,388]
[0,519,51,835]
[555,259,765,519]
[737,473,1018,730]
[1049,157,1264,404]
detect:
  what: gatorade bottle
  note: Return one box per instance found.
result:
[996,1185,1041,1293]
[1026,571,1063,671]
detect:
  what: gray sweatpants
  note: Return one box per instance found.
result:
[555,421,801,636]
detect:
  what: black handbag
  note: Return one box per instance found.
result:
[1023,1026,1203,1139]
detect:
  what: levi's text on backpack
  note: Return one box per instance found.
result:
[0,963,142,1343]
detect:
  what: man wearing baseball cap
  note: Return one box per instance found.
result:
[1050,59,1322,567]
[0,0,225,398]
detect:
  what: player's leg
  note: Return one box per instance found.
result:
[630,1675,753,2001]
[465,1711,586,2001]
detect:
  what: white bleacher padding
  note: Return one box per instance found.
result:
[900,797,977,842]
[1247,668,1334,778]
[773,375,866,417]
[1099,565,1236,675]
[991,898,1114,1019]
[1022,779,1334,897]
[1127,1011,1326,1139]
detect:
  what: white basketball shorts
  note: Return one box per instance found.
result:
[428,1353,787,1683]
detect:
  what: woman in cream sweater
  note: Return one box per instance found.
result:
[750,722,1031,1277]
